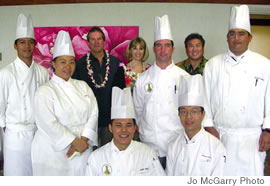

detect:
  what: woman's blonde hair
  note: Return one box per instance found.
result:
[126,37,149,63]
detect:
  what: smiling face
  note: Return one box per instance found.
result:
[227,29,252,56]
[186,38,204,61]
[130,44,145,62]
[109,119,136,151]
[14,38,35,63]
[179,106,205,139]
[53,56,76,81]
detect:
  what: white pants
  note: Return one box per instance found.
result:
[3,126,36,176]
[219,127,266,176]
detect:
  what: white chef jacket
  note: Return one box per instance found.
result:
[31,74,98,176]
[0,57,49,176]
[0,129,2,160]
[85,140,165,176]
[166,128,226,176]
[133,62,189,157]
[203,49,270,175]
[0,57,49,128]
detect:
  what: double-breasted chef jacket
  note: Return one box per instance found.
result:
[133,62,189,157]
[31,74,98,176]
[86,140,166,176]
[0,57,49,175]
[203,49,270,175]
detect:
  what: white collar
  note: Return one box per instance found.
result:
[227,49,249,62]
[111,139,134,153]
[183,127,204,144]
[154,61,174,71]
[51,73,72,84]
[15,57,34,71]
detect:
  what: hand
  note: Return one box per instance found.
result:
[259,131,270,152]
[71,138,89,153]
[81,136,89,143]
[205,127,220,139]
[66,145,76,158]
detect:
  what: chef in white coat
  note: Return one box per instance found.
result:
[203,5,270,176]
[31,31,98,176]
[85,87,165,176]
[133,14,189,169]
[166,74,226,176]
[0,14,49,176]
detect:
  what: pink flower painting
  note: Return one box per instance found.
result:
[33,26,139,75]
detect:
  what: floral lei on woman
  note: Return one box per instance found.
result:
[86,50,110,88]
[119,62,141,88]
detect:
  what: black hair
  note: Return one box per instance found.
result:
[184,33,205,48]
[110,119,137,126]
[14,38,36,45]
[178,106,205,113]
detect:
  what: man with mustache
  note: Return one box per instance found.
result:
[203,5,270,176]
[176,33,207,75]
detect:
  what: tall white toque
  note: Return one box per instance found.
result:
[16,13,35,40]
[229,5,251,33]
[154,14,173,42]
[53,30,75,59]
[178,74,205,108]
[111,87,135,119]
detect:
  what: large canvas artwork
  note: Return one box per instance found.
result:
[33,26,139,74]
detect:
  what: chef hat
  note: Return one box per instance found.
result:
[229,5,251,33]
[53,30,75,59]
[111,87,135,119]
[16,13,35,40]
[178,74,204,108]
[154,14,173,42]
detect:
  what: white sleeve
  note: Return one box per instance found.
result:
[211,143,226,176]
[82,85,99,147]
[34,87,76,151]
[133,77,144,128]
[202,62,215,127]
[165,143,175,176]
[0,70,9,128]
[262,60,270,129]
[149,149,166,176]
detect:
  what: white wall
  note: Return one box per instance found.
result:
[0,3,269,69]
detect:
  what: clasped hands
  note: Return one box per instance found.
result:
[66,136,89,158]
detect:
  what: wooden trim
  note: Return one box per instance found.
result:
[251,19,270,26]
[1,0,270,6]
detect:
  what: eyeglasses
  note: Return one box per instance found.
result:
[179,109,202,117]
